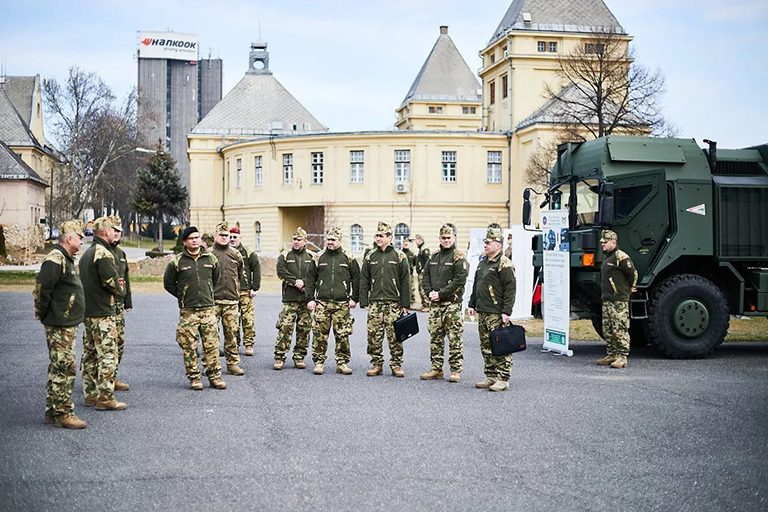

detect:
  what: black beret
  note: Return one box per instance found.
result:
[181,226,199,240]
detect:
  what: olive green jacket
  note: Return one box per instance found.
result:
[277,248,314,303]
[112,244,132,309]
[469,252,516,315]
[79,236,125,317]
[402,247,416,271]
[34,244,85,327]
[423,245,469,303]
[415,244,431,274]
[211,243,243,303]
[163,248,220,309]
[601,248,638,302]
[305,247,360,303]
[359,244,411,308]
[234,243,261,292]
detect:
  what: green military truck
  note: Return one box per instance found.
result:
[523,136,768,358]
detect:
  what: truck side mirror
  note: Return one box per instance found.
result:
[597,181,615,226]
[522,189,532,226]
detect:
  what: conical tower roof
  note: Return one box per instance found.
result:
[400,26,481,108]
[489,0,624,45]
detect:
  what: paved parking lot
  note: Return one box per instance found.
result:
[1,291,766,511]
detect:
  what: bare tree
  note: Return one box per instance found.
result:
[544,29,669,139]
[43,67,137,218]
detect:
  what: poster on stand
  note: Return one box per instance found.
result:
[541,210,573,356]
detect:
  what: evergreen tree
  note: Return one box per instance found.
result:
[131,144,187,253]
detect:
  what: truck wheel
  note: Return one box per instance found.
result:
[591,316,647,347]
[646,274,729,358]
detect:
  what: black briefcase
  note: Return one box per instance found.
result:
[393,312,419,342]
[490,324,527,355]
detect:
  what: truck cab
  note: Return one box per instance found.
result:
[524,136,768,358]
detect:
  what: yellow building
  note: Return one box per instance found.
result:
[0,75,57,249]
[188,0,629,255]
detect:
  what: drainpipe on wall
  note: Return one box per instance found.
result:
[506,34,515,228]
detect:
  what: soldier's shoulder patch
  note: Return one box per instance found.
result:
[43,249,66,268]
[615,249,631,263]
[453,249,466,261]
[498,255,515,272]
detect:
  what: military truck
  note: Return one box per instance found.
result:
[523,136,768,358]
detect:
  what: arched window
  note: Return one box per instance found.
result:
[254,221,262,252]
[350,224,363,254]
[394,223,410,249]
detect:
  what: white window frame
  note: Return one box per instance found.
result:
[350,224,363,253]
[394,223,410,249]
[350,150,364,183]
[254,155,263,187]
[394,149,410,184]
[548,41,558,53]
[311,152,324,184]
[537,41,546,52]
[441,151,457,183]
[487,151,502,184]
[282,153,293,185]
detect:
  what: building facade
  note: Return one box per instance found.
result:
[188,1,630,255]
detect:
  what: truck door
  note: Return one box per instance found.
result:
[611,169,669,279]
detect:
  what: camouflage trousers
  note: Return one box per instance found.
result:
[417,273,429,309]
[237,291,256,348]
[602,301,630,357]
[177,307,222,382]
[44,325,78,420]
[115,301,126,377]
[82,316,119,401]
[216,301,241,367]
[477,312,513,381]
[274,302,311,361]
[366,301,404,369]
[312,300,354,365]
[428,302,464,372]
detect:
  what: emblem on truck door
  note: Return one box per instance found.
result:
[685,204,706,216]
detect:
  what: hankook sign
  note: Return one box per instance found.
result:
[138,31,198,61]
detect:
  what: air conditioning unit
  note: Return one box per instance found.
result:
[395,183,408,193]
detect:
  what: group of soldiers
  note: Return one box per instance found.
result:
[34,216,131,429]
[34,216,524,429]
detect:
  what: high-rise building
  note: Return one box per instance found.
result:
[137,31,222,187]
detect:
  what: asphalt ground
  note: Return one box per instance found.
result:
[1,291,767,512]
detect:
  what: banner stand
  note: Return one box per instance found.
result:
[540,210,573,357]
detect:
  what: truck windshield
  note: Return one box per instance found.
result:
[552,178,600,227]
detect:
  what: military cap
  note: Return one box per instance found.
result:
[216,222,229,235]
[415,234,424,241]
[326,226,343,240]
[230,226,240,234]
[484,227,503,243]
[60,220,84,237]
[110,215,123,232]
[92,216,115,231]
[293,227,307,240]
[439,224,454,236]
[181,226,199,240]
[376,221,392,235]
[600,229,618,243]
[201,233,214,246]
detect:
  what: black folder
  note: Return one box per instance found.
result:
[393,312,419,342]
[490,324,527,355]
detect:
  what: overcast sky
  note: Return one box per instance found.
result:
[1,0,765,148]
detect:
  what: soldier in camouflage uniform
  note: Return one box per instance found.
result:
[229,225,261,356]
[305,226,360,375]
[109,216,131,392]
[414,234,431,311]
[79,216,127,410]
[597,229,638,369]
[468,226,517,392]
[420,224,469,383]
[274,227,314,370]
[34,220,87,429]
[211,222,245,376]
[164,227,227,390]
[359,221,411,377]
